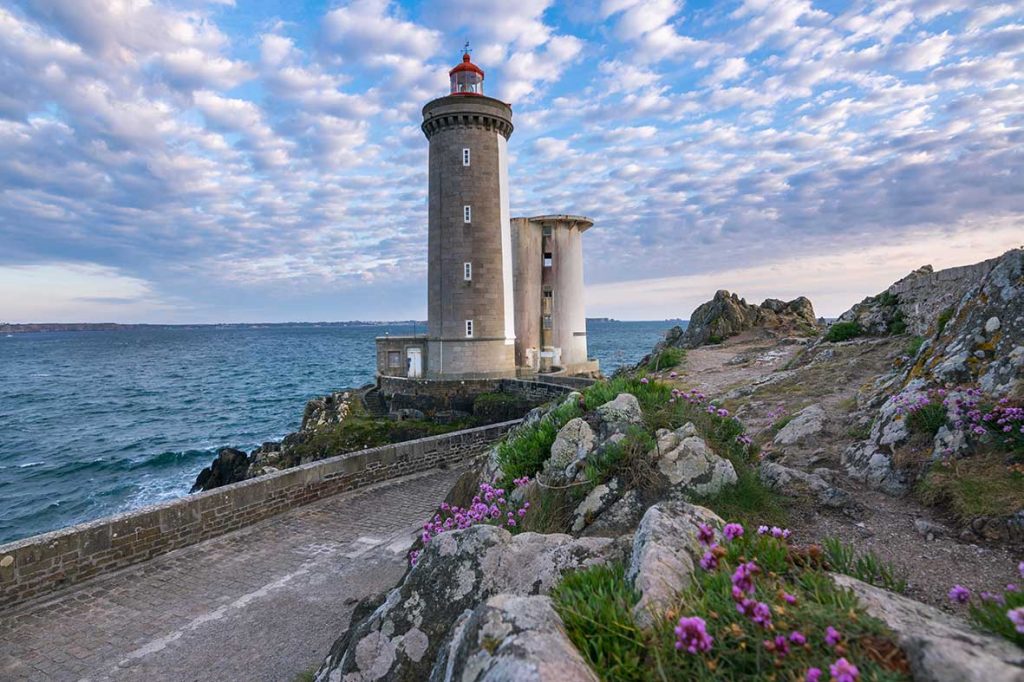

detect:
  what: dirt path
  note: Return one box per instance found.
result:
[665,334,1020,610]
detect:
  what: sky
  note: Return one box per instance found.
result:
[0,0,1022,324]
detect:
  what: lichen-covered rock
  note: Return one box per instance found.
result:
[316,525,617,682]
[432,594,598,682]
[302,391,353,431]
[759,461,859,512]
[580,489,647,539]
[832,573,1024,682]
[773,404,827,448]
[569,480,623,534]
[594,393,643,435]
[543,418,596,484]
[663,290,818,349]
[652,424,737,494]
[627,501,724,629]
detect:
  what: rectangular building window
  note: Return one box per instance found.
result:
[463,262,472,281]
[387,350,402,368]
[543,252,553,267]
[462,148,470,166]
[464,205,471,223]
[542,225,552,236]
[542,288,553,298]
[465,319,474,338]
[543,315,553,330]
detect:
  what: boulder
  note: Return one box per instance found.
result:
[190,447,250,493]
[758,461,859,512]
[594,393,643,436]
[316,525,618,681]
[302,391,352,431]
[627,501,724,629]
[652,424,737,495]
[543,418,596,484]
[432,594,598,682]
[832,574,1024,682]
[773,404,827,448]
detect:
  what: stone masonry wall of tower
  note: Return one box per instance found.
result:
[423,95,516,379]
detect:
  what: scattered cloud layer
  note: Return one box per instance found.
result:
[0,0,1022,322]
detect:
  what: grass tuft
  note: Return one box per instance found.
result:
[825,321,861,343]
[646,346,686,373]
[822,537,907,593]
[918,452,1024,521]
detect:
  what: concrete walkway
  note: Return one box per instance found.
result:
[0,466,463,681]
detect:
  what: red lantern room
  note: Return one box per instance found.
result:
[449,44,484,96]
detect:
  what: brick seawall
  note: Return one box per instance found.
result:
[0,420,520,610]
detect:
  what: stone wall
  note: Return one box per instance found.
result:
[378,376,579,414]
[0,420,520,611]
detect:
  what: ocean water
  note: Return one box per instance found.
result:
[0,320,680,544]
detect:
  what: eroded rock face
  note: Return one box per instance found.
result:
[580,489,646,539]
[302,391,353,431]
[759,461,858,513]
[570,480,621,534]
[316,525,618,682]
[543,418,597,485]
[652,424,737,495]
[832,574,1024,682]
[666,290,818,349]
[432,594,598,682]
[627,501,724,629]
[189,448,249,493]
[773,404,827,448]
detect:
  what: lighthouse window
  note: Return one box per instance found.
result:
[387,351,402,368]
[464,205,472,223]
[463,262,472,281]
[462,148,470,166]
[465,320,474,338]
[542,225,552,236]
[543,315,553,330]
[543,252,553,267]
[543,289,553,298]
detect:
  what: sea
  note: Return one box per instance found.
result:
[0,319,682,544]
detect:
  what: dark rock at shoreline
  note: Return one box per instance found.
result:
[190,448,250,493]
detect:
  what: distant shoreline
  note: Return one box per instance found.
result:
[1,318,688,334]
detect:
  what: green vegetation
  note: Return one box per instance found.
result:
[888,312,907,335]
[582,375,672,414]
[646,346,686,372]
[293,668,317,682]
[495,398,581,489]
[969,589,1024,648]
[906,404,947,437]
[825,321,861,343]
[582,426,658,492]
[918,452,1024,521]
[552,536,909,682]
[936,307,954,335]
[875,291,899,307]
[822,537,907,593]
[904,336,925,357]
[551,563,646,681]
[692,466,788,528]
[707,334,725,345]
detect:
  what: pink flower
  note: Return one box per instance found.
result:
[789,630,806,645]
[640,377,649,384]
[731,561,759,596]
[1019,561,1024,579]
[723,523,744,541]
[825,626,841,647]
[1008,607,1024,634]
[751,601,773,627]
[948,585,971,604]
[674,616,713,654]
[699,549,719,571]
[697,523,715,546]
[806,668,822,682]
[830,657,860,682]
[783,592,797,604]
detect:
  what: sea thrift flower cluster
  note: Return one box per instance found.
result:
[831,657,860,682]
[897,385,1024,444]
[825,626,842,647]
[948,585,971,604]
[674,616,714,654]
[409,479,531,565]
[757,524,792,540]
[722,523,744,541]
[1009,607,1024,634]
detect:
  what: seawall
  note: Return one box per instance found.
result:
[0,420,520,611]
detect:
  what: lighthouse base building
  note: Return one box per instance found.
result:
[375,50,598,381]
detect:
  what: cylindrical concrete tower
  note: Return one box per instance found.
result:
[512,215,597,375]
[422,50,516,379]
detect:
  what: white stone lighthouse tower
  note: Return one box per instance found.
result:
[421,48,517,379]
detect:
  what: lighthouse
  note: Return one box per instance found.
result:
[421,47,517,379]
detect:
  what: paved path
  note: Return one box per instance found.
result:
[0,466,463,681]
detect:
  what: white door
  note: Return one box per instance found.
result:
[407,348,422,378]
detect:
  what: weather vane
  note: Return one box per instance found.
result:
[463,40,471,56]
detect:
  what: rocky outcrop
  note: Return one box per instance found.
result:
[302,391,353,431]
[773,404,827,448]
[833,574,1024,682]
[316,525,620,681]
[435,594,598,682]
[662,291,819,349]
[593,393,643,435]
[542,418,596,485]
[759,460,859,513]
[652,423,737,494]
[189,448,249,493]
[627,501,724,629]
